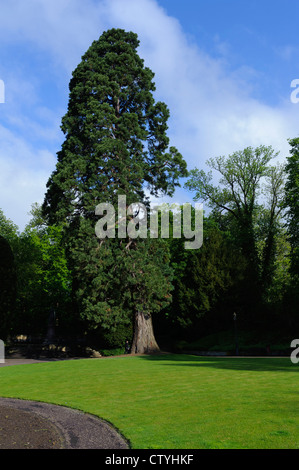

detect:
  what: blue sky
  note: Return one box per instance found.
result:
[0,0,298,231]
[160,0,299,104]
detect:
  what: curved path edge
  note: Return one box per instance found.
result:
[0,397,130,449]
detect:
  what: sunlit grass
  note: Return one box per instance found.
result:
[0,354,298,449]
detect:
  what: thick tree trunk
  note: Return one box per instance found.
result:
[131,310,160,354]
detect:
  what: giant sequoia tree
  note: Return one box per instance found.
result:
[43,29,187,353]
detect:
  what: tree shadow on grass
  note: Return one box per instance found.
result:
[136,353,298,373]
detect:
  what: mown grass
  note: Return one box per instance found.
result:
[0,354,298,449]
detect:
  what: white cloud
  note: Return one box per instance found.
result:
[0,0,298,230]
[96,0,298,163]
[275,45,299,61]
[0,124,56,230]
[0,157,50,231]
[0,0,106,74]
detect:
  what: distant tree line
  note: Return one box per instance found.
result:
[1,137,298,347]
[0,29,298,351]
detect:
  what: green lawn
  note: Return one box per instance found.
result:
[0,354,298,449]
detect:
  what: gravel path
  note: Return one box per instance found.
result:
[0,397,129,449]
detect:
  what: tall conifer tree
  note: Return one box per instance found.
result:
[43,29,187,353]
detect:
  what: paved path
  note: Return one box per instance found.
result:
[0,397,129,449]
[0,358,86,367]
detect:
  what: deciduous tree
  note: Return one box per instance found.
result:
[184,145,284,317]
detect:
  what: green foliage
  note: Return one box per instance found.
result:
[0,235,17,339]
[283,137,299,321]
[167,214,246,333]
[0,209,19,251]
[98,322,133,350]
[67,216,173,334]
[2,31,296,346]
[99,348,125,356]
[0,210,19,338]
[284,138,299,276]
[18,226,71,330]
[43,28,187,224]
[185,145,278,217]
[175,329,291,353]
[42,29,187,346]
[184,146,288,320]
[0,204,72,337]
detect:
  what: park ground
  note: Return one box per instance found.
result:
[0,353,298,449]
